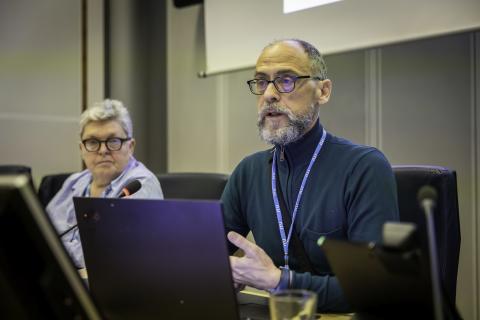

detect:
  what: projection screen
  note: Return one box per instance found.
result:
[203,0,480,76]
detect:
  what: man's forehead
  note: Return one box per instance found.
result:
[255,41,310,75]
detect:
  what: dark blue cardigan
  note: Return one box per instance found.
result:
[221,121,399,312]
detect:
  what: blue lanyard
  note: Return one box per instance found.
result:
[271,128,327,269]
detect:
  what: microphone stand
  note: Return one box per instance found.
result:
[421,197,444,320]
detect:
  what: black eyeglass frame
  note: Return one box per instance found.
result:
[81,137,132,152]
[246,75,322,95]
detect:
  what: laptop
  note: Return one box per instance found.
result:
[0,175,101,319]
[318,237,434,318]
[73,197,269,320]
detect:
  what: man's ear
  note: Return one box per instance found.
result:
[315,79,332,105]
[128,138,136,154]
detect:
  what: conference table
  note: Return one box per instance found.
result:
[78,269,352,320]
[240,286,352,320]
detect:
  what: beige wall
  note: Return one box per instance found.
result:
[167,2,479,319]
[167,3,265,173]
[0,0,104,185]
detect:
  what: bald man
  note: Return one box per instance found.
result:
[221,39,399,312]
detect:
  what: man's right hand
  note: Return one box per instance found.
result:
[227,231,281,291]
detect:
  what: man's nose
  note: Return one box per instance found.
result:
[262,82,280,103]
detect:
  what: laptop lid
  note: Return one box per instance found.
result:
[0,175,101,319]
[73,197,240,320]
[318,237,434,318]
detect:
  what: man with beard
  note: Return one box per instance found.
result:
[221,39,399,312]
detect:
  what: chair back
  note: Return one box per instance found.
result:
[37,173,72,207]
[392,165,460,304]
[157,172,229,200]
[0,165,35,190]
[38,172,230,205]
[0,164,32,175]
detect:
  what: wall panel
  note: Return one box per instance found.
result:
[321,50,366,145]
[0,0,83,184]
[381,32,475,319]
[167,2,219,172]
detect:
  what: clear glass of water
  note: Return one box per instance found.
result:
[269,289,318,320]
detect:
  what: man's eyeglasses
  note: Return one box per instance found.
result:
[81,137,131,152]
[246,75,321,95]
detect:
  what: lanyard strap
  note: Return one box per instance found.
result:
[271,128,327,268]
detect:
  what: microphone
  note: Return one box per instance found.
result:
[417,185,443,320]
[417,185,437,214]
[60,180,142,238]
[118,180,142,198]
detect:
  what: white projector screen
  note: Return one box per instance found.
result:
[204,0,480,76]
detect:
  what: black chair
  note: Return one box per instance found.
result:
[38,172,230,206]
[392,165,461,306]
[0,165,35,191]
[0,164,31,175]
[37,173,71,208]
[157,172,229,200]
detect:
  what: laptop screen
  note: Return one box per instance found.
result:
[0,175,101,319]
[319,237,434,318]
[74,197,240,320]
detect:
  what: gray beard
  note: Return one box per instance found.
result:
[257,103,319,146]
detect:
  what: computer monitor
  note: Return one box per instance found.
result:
[0,174,101,319]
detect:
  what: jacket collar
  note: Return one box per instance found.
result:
[274,120,324,167]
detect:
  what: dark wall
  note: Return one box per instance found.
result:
[106,0,167,173]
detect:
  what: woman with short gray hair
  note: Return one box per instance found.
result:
[47,99,163,268]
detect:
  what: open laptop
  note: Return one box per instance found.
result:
[319,237,434,319]
[0,175,101,319]
[73,197,269,320]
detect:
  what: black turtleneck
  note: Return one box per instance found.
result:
[275,120,324,214]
